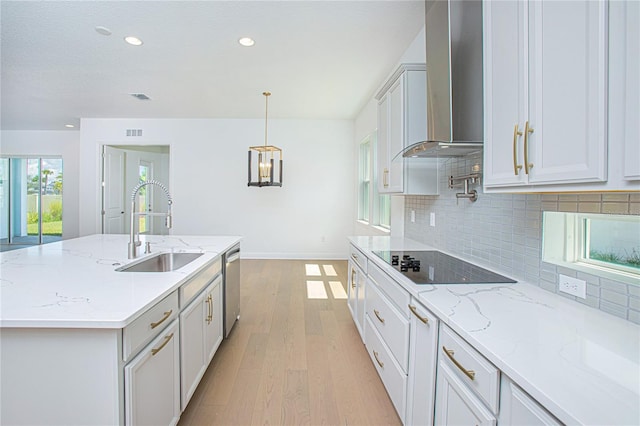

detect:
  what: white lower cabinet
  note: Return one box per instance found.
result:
[435,361,496,426]
[365,316,408,420]
[406,298,438,426]
[124,319,181,426]
[499,376,561,426]
[348,246,368,341]
[180,275,223,410]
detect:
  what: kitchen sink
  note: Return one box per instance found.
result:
[116,252,204,272]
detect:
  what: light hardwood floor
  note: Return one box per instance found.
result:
[178,259,401,426]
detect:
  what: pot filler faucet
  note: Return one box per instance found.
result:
[128,180,173,259]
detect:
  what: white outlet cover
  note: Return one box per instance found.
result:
[430,212,436,227]
[558,274,586,299]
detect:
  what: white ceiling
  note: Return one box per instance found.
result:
[1,0,425,131]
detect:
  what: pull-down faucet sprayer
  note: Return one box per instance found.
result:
[128,180,173,259]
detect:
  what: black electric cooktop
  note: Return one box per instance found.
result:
[373,250,516,285]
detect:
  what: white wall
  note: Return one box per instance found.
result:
[0,130,81,239]
[79,118,355,259]
[352,25,426,237]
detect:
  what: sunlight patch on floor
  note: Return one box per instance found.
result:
[305,264,322,276]
[328,281,347,299]
[322,265,338,276]
[306,280,328,299]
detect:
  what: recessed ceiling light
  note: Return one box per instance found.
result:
[124,36,143,46]
[238,37,255,47]
[65,124,75,128]
[95,26,112,36]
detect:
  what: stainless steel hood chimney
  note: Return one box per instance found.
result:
[401,0,483,158]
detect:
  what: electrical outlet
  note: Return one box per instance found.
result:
[558,274,586,299]
[430,212,436,227]
[411,210,416,223]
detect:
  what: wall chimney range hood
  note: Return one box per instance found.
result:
[400,0,484,158]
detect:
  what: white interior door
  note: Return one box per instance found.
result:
[102,146,126,234]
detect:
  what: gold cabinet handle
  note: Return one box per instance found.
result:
[150,310,172,329]
[512,124,523,175]
[206,295,213,324]
[351,253,358,262]
[151,332,174,356]
[383,168,389,188]
[374,309,385,324]
[351,268,356,289]
[523,121,534,174]
[408,304,429,325]
[373,350,384,368]
[443,346,476,381]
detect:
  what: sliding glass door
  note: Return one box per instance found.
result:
[0,156,63,250]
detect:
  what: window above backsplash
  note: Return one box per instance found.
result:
[542,212,640,286]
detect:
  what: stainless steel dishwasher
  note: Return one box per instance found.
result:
[223,244,240,338]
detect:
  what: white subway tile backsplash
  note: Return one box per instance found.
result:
[404,158,638,323]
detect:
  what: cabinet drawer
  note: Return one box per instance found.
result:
[368,261,410,317]
[180,257,221,308]
[349,245,368,274]
[365,316,407,422]
[439,325,500,414]
[366,281,410,372]
[123,291,179,362]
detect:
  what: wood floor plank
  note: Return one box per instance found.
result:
[281,369,311,426]
[306,334,341,425]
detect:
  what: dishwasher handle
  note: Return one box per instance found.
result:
[226,249,240,264]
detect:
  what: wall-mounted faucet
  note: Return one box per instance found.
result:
[128,180,172,259]
[449,172,481,203]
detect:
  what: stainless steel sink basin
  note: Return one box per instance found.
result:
[116,252,204,272]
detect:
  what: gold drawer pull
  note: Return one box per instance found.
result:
[374,309,385,324]
[150,310,172,329]
[351,253,358,261]
[512,124,523,175]
[408,304,429,324]
[523,120,534,174]
[373,350,384,368]
[351,268,356,289]
[443,346,476,381]
[151,333,174,356]
[383,168,389,187]
[206,295,213,324]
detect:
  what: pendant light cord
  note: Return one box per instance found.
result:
[263,91,271,148]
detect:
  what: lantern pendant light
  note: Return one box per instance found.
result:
[248,91,283,187]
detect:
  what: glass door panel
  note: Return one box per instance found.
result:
[0,158,9,244]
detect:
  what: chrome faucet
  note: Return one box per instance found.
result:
[128,180,173,259]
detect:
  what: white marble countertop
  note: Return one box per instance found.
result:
[0,234,241,329]
[349,236,640,426]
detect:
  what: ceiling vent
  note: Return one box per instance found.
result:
[129,93,150,100]
[126,129,143,137]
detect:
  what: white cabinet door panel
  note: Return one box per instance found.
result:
[528,0,607,184]
[435,362,496,426]
[125,319,180,426]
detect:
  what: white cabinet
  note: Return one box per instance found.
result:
[180,275,223,410]
[483,0,608,190]
[364,261,411,422]
[348,245,367,341]
[620,1,640,181]
[124,319,181,426]
[499,376,561,426]
[435,324,500,426]
[406,298,438,426]
[376,63,438,195]
[435,362,496,426]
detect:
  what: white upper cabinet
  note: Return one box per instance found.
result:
[484,0,609,191]
[376,63,438,195]
[622,0,640,181]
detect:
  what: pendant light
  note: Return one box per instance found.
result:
[248,91,283,187]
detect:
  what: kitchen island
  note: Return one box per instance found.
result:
[0,234,241,425]
[348,236,640,426]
